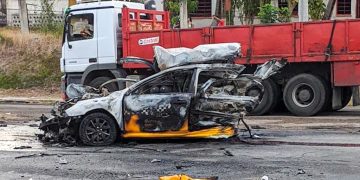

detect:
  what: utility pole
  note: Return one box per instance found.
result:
[18,0,29,33]
[298,0,309,22]
[179,0,188,28]
[323,0,336,20]
[0,0,6,15]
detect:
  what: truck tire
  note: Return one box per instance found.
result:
[89,76,118,92]
[319,77,332,112]
[333,87,353,111]
[248,79,279,115]
[283,74,327,116]
[79,113,118,146]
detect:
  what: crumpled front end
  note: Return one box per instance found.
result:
[37,85,126,145]
[38,101,79,145]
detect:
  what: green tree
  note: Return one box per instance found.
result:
[309,0,326,20]
[40,0,56,29]
[164,0,198,27]
[278,7,291,23]
[232,0,271,25]
[258,3,278,23]
[38,0,63,36]
[258,3,291,24]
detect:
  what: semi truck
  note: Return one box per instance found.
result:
[61,1,360,116]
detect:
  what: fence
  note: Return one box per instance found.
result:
[3,9,64,27]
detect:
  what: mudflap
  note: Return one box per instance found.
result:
[37,114,79,145]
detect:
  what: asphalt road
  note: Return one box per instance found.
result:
[0,103,360,180]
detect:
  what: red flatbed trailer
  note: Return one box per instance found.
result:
[120,8,360,116]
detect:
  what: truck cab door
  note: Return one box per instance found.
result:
[123,69,195,133]
[64,10,97,72]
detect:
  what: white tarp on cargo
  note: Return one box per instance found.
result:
[154,43,241,70]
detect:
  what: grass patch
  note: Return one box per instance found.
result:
[0,27,62,89]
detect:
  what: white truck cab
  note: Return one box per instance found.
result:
[61,1,145,97]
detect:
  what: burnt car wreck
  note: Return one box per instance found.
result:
[38,43,286,146]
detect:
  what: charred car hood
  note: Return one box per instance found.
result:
[65,89,128,128]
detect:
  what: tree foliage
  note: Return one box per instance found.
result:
[231,0,271,25]
[164,0,198,27]
[257,3,291,24]
[309,0,326,20]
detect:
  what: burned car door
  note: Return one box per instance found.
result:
[123,69,195,133]
[190,70,259,131]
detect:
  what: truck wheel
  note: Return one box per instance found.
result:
[89,76,118,92]
[333,87,352,111]
[247,79,279,115]
[283,74,326,116]
[79,113,117,146]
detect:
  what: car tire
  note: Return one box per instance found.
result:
[248,78,279,115]
[79,113,117,146]
[333,87,353,111]
[283,74,327,116]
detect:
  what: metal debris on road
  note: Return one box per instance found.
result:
[223,150,234,156]
[150,159,162,163]
[28,124,38,127]
[297,169,306,175]
[59,158,68,164]
[13,146,32,149]
[159,174,218,180]
[0,120,7,127]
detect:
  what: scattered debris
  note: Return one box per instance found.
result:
[15,154,37,159]
[151,159,162,163]
[13,146,32,149]
[14,153,81,159]
[59,158,68,164]
[297,169,306,175]
[251,125,266,129]
[175,164,192,170]
[252,134,261,139]
[123,146,167,152]
[223,150,234,156]
[159,174,218,180]
[28,124,38,127]
[0,120,7,127]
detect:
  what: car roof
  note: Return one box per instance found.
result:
[127,63,245,92]
[162,63,245,72]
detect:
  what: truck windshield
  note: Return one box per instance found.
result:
[68,13,94,41]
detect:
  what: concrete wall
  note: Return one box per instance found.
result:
[5,0,67,25]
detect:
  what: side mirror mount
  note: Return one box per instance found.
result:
[65,14,73,49]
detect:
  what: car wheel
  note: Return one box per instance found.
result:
[79,113,117,146]
[248,78,279,115]
[283,74,326,116]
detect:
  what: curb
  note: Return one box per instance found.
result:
[0,98,59,105]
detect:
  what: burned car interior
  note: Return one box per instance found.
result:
[38,43,287,146]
